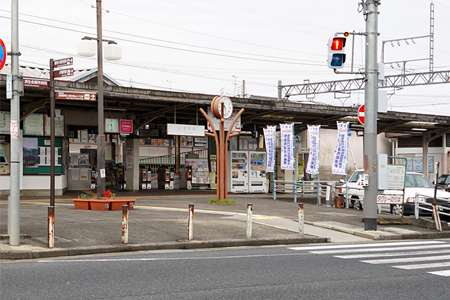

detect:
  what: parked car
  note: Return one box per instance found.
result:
[437,174,450,192]
[339,170,450,216]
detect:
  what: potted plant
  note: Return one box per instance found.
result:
[73,193,92,210]
[102,189,136,210]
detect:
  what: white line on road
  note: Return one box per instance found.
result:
[394,262,450,270]
[335,249,450,259]
[309,244,450,255]
[288,240,443,251]
[37,253,308,263]
[428,270,450,277]
[362,254,450,264]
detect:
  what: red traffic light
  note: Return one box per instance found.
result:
[331,38,346,51]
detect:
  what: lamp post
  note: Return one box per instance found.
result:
[77,0,121,199]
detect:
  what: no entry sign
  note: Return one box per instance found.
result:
[0,39,6,71]
[358,105,365,125]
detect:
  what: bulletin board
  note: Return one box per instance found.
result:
[23,136,63,174]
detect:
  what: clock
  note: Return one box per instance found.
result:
[105,118,119,133]
[211,96,233,119]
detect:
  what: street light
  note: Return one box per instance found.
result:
[77,0,121,199]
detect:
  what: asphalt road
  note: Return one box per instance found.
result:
[2,240,450,299]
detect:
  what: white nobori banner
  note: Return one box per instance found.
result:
[332,122,349,175]
[306,125,320,175]
[280,123,294,170]
[263,126,276,172]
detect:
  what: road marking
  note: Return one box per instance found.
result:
[309,244,450,255]
[362,254,450,264]
[37,253,308,263]
[335,249,450,259]
[394,262,450,270]
[428,270,450,277]
[288,240,443,251]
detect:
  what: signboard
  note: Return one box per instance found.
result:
[54,57,73,68]
[24,78,49,88]
[358,105,365,125]
[54,68,74,78]
[167,124,205,137]
[6,74,12,99]
[120,119,133,134]
[0,39,6,71]
[207,108,241,132]
[377,194,403,204]
[55,91,96,101]
[387,164,406,190]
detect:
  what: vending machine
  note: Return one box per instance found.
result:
[228,151,249,193]
[249,151,267,193]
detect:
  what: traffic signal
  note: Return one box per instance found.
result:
[328,36,347,69]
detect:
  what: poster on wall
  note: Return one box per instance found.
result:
[126,148,133,168]
[23,137,38,167]
[24,114,44,136]
[306,125,321,175]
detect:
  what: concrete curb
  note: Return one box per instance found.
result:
[0,236,329,260]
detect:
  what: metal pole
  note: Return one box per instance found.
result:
[298,203,304,235]
[188,203,194,240]
[9,0,21,246]
[122,205,129,244]
[48,206,55,248]
[50,59,55,207]
[96,0,106,199]
[363,0,379,231]
[246,203,253,238]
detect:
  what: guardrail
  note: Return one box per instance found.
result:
[414,193,450,232]
[272,180,340,205]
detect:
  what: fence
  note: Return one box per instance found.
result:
[414,193,450,232]
[272,180,340,205]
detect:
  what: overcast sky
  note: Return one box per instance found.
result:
[1,0,449,116]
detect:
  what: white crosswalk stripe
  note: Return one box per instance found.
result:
[289,240,450,278]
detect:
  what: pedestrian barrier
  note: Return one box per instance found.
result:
[414,193,450,232]
[273,180,339,206]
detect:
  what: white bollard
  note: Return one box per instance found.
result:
[298,203,304,236]
[122,205,129,244]
[247,203,253,238]
[188,204,194,241]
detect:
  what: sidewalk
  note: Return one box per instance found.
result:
[1,189,450,259]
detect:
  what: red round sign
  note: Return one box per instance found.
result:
[358,105,365,125]
[0,39,6,71]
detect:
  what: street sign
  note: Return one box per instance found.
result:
[53,57,73,68]
[55,91,96,101]
[358,105,365,125]
[24,78,49,88]
[0,39,6,71]
[6,74,12,99]
[376,194,403,204]
[54,68,74,78]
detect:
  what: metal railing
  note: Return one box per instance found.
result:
[272,180,340,205]
[414,193,450,232]
[139,149,209,173]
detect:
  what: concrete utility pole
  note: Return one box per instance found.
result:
[363,0,380,231]
[9,0,21,245]
[96,0,106,199]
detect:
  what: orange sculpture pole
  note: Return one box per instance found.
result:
[199,105,244,200]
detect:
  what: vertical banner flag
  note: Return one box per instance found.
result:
[332,122,349,175]
[280,123,294,170]
[306,125,320,175]
[263,126,276,172]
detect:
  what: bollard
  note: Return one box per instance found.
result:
[298,203,304,236]
[188,204,194,241]
[432,204,442,232]
[414,200,419,219]
[122,205,129,244]
[247,203,253,238]
[325,185,331,207]
[48,206,55,248]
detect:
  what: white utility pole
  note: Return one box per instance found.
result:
[363,0,380,231]
[9,0,21,245]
